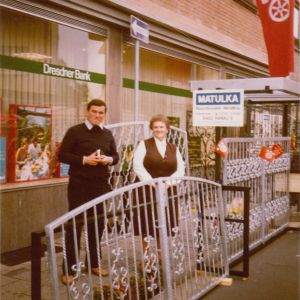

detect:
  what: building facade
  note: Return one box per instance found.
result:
[0,0,299,252]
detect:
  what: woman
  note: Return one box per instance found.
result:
[133,114,185,241]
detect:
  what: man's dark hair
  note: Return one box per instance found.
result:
[87,99,107,112]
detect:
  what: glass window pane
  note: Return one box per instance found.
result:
[0,8,106,183]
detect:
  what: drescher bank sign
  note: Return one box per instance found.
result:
[193,89,244,127]
[43,63,91,81]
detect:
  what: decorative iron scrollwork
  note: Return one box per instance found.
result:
[111,247,129,299]
[171,227,185,275]
[193,217,205,264]
[70,262,91,300]
[143,236,159,292]
[210,213,220,253]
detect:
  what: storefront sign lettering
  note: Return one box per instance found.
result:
[43,64,91,81]
[196,93,240,105]
[0,55,105,83]
[193,89,244,127]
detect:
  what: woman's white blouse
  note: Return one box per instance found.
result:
[133,137,185,183]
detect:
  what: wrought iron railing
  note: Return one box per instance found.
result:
[45,177,228,300]
[42,124,293,299]
[106,121,190,190]
[221,137,290,262]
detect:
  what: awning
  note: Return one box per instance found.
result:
[190,77,300,103]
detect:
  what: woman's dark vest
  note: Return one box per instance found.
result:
[143,137,177,178]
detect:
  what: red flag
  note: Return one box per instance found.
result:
[257,0,295,77]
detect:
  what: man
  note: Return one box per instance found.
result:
[28,137,41,160]
[58,99,119,284]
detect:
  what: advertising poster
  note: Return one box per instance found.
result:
[193,89,244,127]
[7,105,52,182]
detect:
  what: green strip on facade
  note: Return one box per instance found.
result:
[123,78,192,98]
[0,55,106,84]
[0,55,192,97]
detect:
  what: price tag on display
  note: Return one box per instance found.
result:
[291,135,297,151]
[259,146,275,162]
[271,144,284,159]
[215,139,228,157]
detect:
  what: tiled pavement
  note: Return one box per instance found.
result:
[1,215,299,300]
[202,228,300,300]
[1,254,52,300]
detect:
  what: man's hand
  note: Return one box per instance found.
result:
[83,152,101,166]
[83,152,113,166]
[98,155,113,166]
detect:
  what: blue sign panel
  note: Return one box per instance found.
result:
[0,137,6,183]
[195,92,241,105]
[60,163,70,177]
[130,15,149,43]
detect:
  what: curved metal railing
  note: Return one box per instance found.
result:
[106,122,189,189]
[45,176,228,300]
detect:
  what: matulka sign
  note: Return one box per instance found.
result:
[192,89,244,127]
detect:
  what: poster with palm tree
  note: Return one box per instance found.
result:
[7,104,51,182]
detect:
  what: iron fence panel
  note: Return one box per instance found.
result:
[222,137,290,262]
[106,122,189,190]
[45,177,228,300]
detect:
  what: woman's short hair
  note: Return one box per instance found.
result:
[149,114,170,130]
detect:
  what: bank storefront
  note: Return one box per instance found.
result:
[0,4,109,252]
[1,0,296,254]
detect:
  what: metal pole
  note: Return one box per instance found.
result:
[157,179,173,300]
[134,39,140,123]
[134,40,140,144]
[31,231,42,300]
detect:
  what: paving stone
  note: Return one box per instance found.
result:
[2,267,28,278]
[0,275,19,286]
[0,279,31,296]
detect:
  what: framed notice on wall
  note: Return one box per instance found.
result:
[7,105,52,182]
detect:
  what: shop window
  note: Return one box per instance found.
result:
[0,8,106,185]
[191,64,220,81]
[122,44,220,180]
[122,44,220,125]
[122,45,192,124]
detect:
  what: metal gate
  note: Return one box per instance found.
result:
[106,121,190,189]
[221,137,291,262]
[45,177,228,300]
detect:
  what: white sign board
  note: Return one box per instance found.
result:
[193,89,244,127]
